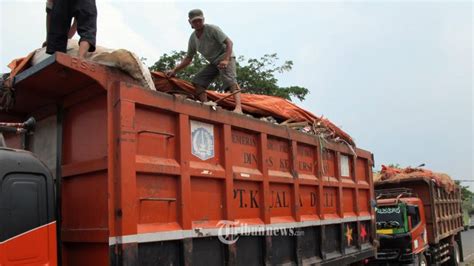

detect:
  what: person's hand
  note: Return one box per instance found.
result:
[218,59,229,69]
[165,69,176,77]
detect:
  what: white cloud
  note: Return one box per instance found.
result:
[94,1,158,63]
[88,1,188,67]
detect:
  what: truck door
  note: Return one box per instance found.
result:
[407,204,427,254]
[0,149,57,266]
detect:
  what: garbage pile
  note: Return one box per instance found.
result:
[376,165,457,193]
[152,71,356,148]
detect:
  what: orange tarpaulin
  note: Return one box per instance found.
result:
[376,165,456,192]
[152,71,355,146]
[5,52,35,85]
[7,52,35,75]
[0,52,36,110]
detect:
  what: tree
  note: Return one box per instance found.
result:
[149,51,309,101]
[455,181,474,202]
[455,181,474,216]
[387,163,401,169]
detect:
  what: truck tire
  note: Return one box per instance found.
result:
[418,253,427,266]
[448,242,461,266]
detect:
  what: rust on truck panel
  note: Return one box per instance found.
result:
[3,53,376,265]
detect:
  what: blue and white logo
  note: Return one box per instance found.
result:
[191,121,214,160]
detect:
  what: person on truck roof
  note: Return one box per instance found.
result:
[45,0,97,58]
[166,9,243,114]
[43,0,77,47]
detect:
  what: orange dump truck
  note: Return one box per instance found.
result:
[373,167,464,265]
[0,53,376,265]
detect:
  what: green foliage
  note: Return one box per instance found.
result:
[455,181,474,216]
[455,181,474,202]
[387,163,401,169]
[149,51,309,101]
[150,51,205,82]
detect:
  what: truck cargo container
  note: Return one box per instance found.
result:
[0,53,376,265]
[374,175,463,265]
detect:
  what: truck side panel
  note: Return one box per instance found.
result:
[61,92,109,265]
[106,82,375,265]
[431,184,463,243]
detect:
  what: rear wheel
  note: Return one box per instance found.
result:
[448,241,461,266]
[418,253,427,266]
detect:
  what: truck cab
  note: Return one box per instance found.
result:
[375,190,428,264]
[373,181,463,266]
[0,147,57,266]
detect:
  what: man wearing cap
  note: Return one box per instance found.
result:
[166,9,243,114]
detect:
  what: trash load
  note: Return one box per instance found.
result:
[376,165,456,193]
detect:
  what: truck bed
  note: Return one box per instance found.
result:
[2,53,376,265]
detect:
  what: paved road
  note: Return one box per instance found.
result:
[462,228,474,265]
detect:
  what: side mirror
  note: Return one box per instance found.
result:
[370,199,377,209]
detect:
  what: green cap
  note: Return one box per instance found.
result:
[188,9,204,22]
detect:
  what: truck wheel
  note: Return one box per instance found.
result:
[418,253,427,266]
[448,242,461,266]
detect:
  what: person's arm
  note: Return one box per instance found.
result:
[166,57,193,77]
[218,38,233,69]
[167,36,195,77]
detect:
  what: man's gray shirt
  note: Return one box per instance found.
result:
[187,24,234,65]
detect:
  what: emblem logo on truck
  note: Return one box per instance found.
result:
[191,120,215,160]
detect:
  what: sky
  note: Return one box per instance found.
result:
[1,0,473,189]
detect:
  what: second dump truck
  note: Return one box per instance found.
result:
[373,173,463,265]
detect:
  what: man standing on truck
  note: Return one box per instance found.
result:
[45,0,97,58]
[166,9,243,114]
[43,0,77,47]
